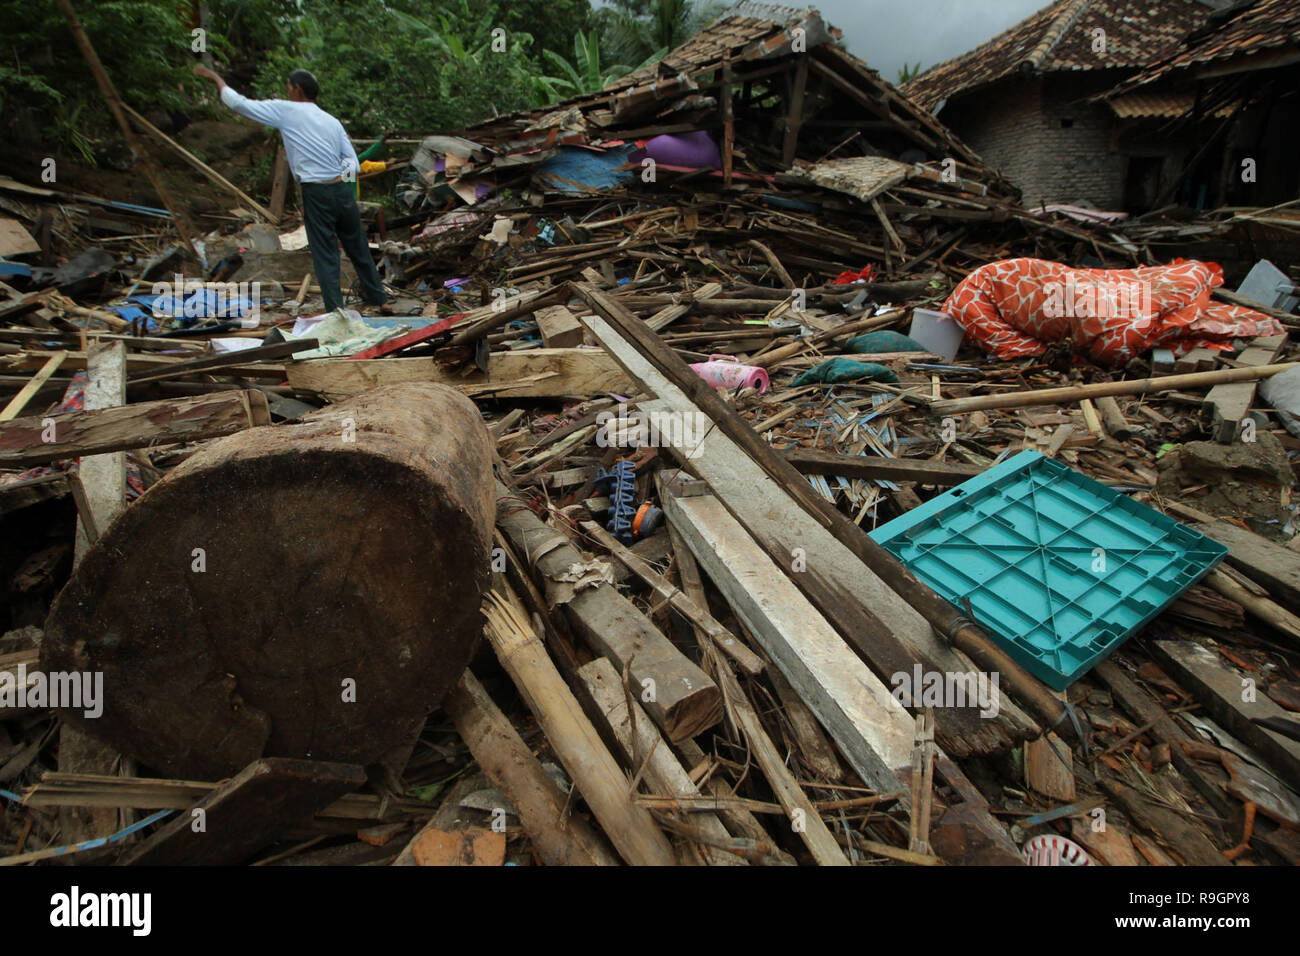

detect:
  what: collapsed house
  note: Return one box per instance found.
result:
[901,0,1300,213]
[1,2,1299,867]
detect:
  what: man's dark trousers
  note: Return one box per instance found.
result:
[301,180,387,312]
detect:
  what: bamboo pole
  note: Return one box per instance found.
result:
[1206,568,1300,647]
[120,103,276,223]
[575,657,745,866]
[930,363,1298,415]
[443,669,619,866]
[751,309,907,368]
[481,586,678,866]
[55,0,199,258]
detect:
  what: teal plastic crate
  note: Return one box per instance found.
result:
[869,450,1227,689]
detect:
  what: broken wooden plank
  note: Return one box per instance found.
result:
[583,305,1039,757]
[1092,659,1238,826]
[930,363,1297,415]
[663,487,914,797]
[1100,777,1228,866]
[494,481,722,742]
[120,758,365,865]
[580,520,765,676]
[286,349,632,401]
[1204,334,1286,443]
[0,390,272,468]
[782,447,982,485]
[442,669,617,866]
[534,304,585,348]
[0,350,67,421]
[1152,640,1300,789]
[1194,519,1300,617]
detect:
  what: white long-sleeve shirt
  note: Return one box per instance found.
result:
[220,86,359,184]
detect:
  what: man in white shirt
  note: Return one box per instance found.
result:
[193,65,389,313]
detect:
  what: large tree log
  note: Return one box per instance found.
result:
[41,383,495,779]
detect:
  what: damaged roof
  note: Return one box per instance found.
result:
[441,1,1011,194]
[903,0,1212,110]
[1115,0,1300,88]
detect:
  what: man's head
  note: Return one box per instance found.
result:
[287,69,319,102]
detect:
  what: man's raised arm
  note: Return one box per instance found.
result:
[193,65,286,129]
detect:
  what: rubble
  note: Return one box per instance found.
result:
[1,2,1299,869]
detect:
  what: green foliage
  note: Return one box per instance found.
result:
[593,0,725,67]
[251,0,565,134]
[897,61,923,84]
[539,31,636,97]
[0,0,609,162]
[1,0,196,154]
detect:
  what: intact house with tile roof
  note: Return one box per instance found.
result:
[903,0,1253,212]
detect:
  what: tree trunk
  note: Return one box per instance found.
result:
[42,383,495,780]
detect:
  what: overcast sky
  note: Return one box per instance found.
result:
[800,0,1053,82]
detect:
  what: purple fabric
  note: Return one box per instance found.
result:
[639,131,722,170]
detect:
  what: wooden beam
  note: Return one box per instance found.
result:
[120,102,276,223]
[0,350,67,421]
[442,669,618,866]
[781,56,809,167]
[579,520,765,676]
[268,147,290,221]
[0,390,271,468]
[480,586,678,866]
[663,487,914,797]
[1152,640,1300,789]
[21,771,431,822]
[120,759,366,865]
[286,349,632,402]
[1195,519,1300,616]
[580,302,1041,757]
[783,447,982,485]
[54,0,199,257]
[494,482,721,742]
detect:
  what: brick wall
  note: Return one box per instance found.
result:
[938,73,1134,209]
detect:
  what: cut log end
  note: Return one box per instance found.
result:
[42,383,495,779]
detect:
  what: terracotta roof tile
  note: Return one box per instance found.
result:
[904,0,1211,109]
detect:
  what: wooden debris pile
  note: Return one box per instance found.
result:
[2,2,1300,868]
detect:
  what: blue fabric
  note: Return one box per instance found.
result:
[221,87,359,184]
[535,146,636,193]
